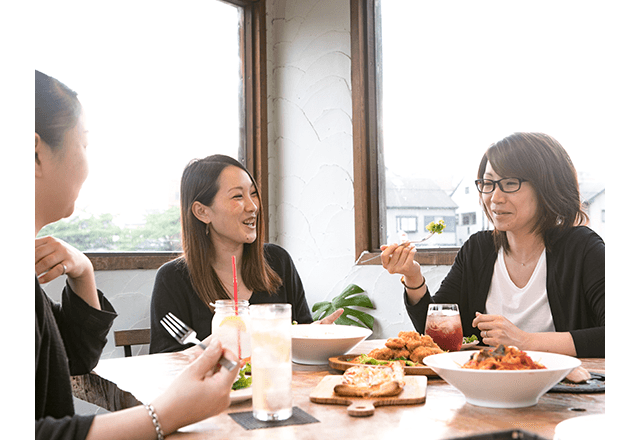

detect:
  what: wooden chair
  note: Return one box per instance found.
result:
[114,328,151,357]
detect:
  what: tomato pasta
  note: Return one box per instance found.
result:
[462,345,546,370]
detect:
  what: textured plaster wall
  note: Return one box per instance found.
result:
[264,0,451,339]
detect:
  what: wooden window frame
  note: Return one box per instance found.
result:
[351,0,458,266]
[87,0,267,271]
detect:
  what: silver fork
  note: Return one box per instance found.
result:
[161,312,237,371]
[358,232,436,264]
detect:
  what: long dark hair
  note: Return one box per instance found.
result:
[35,70,82,152]
[477,132,589,252]
[179,155,281,306]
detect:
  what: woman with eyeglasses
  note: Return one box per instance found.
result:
[380,132,604,357]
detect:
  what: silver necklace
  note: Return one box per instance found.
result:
[508,250,542,267]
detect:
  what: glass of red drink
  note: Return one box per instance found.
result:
[425,303,463,352]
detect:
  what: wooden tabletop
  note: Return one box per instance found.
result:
[72,340,605,439]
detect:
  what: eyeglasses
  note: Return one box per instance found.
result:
[475,177,527,194]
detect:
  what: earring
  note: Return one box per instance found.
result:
[205,223,210,235]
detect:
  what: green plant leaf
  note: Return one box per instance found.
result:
[312,284,375,329]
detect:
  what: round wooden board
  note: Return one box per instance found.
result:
[328,355,439,376]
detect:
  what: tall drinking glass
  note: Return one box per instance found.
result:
[250,304,293,421]
[425,303,463,352]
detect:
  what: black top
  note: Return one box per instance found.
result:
[150,243,313,353]
[35,277,117,440]
[405,227,605,358]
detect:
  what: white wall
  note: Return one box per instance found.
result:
[265,0,450,339]
[44,0,452,363]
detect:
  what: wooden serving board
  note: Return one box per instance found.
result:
[309,375,427,417]
[329,355,439,376]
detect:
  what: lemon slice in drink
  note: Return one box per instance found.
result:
[219,315,247,332]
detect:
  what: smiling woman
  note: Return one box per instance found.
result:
[149,155,330,354]
[478,133,589,254]
[175,156,279,306]
[379,132,605,359]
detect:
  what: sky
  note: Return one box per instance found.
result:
[381,0,635,188]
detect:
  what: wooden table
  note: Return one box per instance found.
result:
[72,341,605,439]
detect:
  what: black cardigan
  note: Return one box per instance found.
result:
[35,277,117,440]
[150,243,313,354]
[405,227,605,358]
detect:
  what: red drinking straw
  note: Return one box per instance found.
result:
[232,255,239,315]
[232,255,241,357]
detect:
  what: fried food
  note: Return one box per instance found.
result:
[398,331,420,341]
[368,347,394,360]
[367,331,444,366]
[408,346,436,364]
[385,337,406,349]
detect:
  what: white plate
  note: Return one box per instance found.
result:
[554,414,606,440]
[424,350,581,408]
[229,387,252,404]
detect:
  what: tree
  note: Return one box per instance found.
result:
[37,213,122,251]
[37,206,182,252]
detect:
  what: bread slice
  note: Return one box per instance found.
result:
[334,361,405,398]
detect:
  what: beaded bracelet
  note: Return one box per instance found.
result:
[144,404,165,440]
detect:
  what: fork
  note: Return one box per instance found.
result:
[358,232,436,264]
[161,312,237,371]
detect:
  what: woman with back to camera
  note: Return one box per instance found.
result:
[149,155,342,354]
[35,70,241,440]
[380,132,605,358]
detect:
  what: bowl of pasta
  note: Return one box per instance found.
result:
[424,345,581,408]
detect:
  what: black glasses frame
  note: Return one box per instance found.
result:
[475,177,528,194]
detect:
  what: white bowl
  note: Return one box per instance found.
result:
[291,324,372,365]
[424,350,581,408]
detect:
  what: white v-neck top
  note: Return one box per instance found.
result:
[485,247,555,333]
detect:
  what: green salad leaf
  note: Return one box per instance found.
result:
[351,354,416,367]
[232,363,252,390]
[426,219,446,234]
[463,335,478,344]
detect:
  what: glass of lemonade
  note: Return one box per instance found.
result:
[249,303,292,421]
[425,303,463,352]
[211,300,251,360]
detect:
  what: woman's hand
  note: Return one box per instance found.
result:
[472,312,531,348]
[380,243,420,277]
[313,308,344,325]
[35,236,100,309]
[380,243,425,305]
[472,312,578,356]
[152,339,241,434]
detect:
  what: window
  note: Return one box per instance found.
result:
[35,0,267,269]
[352,0,618,265]
[461,213,476,227]
[396,216,418,233]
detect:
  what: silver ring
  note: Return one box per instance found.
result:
[61,263,67,275]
